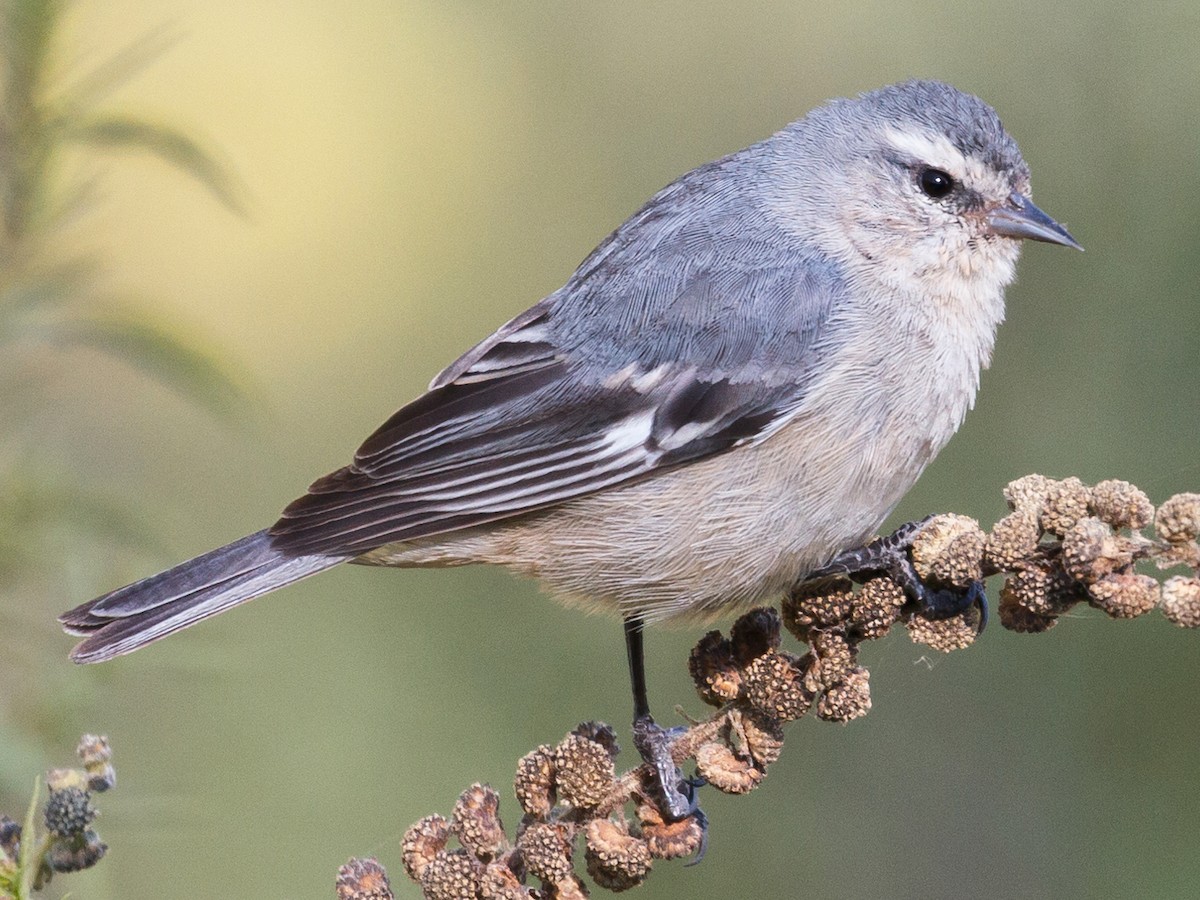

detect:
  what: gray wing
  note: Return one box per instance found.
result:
[270,163,845,556]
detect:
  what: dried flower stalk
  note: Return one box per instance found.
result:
[337,476,1199,898]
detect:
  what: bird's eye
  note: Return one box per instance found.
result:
[918,168,955,199]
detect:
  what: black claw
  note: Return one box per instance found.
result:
[968,580,989,633]
[683,803,710,867]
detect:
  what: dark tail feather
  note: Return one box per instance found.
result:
[60,530,346,663]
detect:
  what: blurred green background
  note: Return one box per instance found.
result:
[2,1,1199,898]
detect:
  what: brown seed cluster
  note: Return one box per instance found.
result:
[635,798,705,860]
[990,477,1200,633]
[778,514,987,661]
[400,720,691,898]
[401,800,519,900]
[383,476,1200,898]
[554,733,617,810]
[585,818,651,891]
[337,857,394,900]
[1161,576,1200,628]
[1155,493,1200,569]
[911,513,985,588]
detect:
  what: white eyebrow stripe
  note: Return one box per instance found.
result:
[883,127,967,173]
[882,126,992,186]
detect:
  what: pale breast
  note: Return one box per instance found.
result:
[362,257,1009,622]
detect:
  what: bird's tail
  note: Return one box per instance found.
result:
[59,530,346,663]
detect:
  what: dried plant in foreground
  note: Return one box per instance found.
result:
[0,735,115,898]
[335,476,1199,899]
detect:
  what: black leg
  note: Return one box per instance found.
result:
[624,614,651,721]
[624,615,697,821]
[805,518,988,632]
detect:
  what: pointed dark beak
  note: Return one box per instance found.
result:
[986,193,1082,250]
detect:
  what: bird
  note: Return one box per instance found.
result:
[60,79,1079,815]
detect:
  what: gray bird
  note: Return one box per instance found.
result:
[60,79,1078,815]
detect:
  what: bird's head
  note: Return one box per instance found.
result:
[765,79,1079,298]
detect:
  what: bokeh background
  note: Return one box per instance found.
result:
[2,1,1199,898]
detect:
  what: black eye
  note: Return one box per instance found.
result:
[919,168,955,199]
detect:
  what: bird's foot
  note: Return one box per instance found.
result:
[632,715,703,821]
[805,517,988,632]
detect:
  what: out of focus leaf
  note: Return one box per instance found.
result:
[0,259,97,320]
[59,22,180,112]
[36,311,246,418]
[0,0,58,108]
[63,114,246,215]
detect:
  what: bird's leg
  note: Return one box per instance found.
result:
[805,517,988,631]
[625,615,701,822]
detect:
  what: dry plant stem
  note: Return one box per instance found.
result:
[379,475,1199,899]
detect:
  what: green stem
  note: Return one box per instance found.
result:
[13,777,49,900]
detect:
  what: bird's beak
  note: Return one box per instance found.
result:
[986,193,1082,250]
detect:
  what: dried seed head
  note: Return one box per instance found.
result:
[479,862,534,900]
[1061,517,1134,585]
[44,786,95,838]
[1156,493,1200,543]
[741,651,813,722]
[45,829,106,873]
[45,767,87,793]
[782,577,855,642]
[553,733,616,809]
[905,608,980,652]
[734,708,786,767]
[1004,473,1054,514]
[517,822,575,885]
[1088,572,1160,619]
[998,591,1058,633]
[849,577,906,640]
[76,735,115,792]
[584,818,651,892]
[816,667,872,722]
[1040,477,1093,536]
[811,632,856,689]
[514,746,556,819]
[730,606,782,663]
[1090,480,1154,530]
[572,722,619,759]
[451,784,506,861]
[984,508,1043,571]
[76,734,112,767]
[337,857,394,900]
[638,803,706,861]
[687,631,741,706]
[694,741,764,794]
[1161,576,1200,628]
[419,849,483,900]
[911,514,985,588]
[1000,562,1078,617]
[401,815,451,882]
